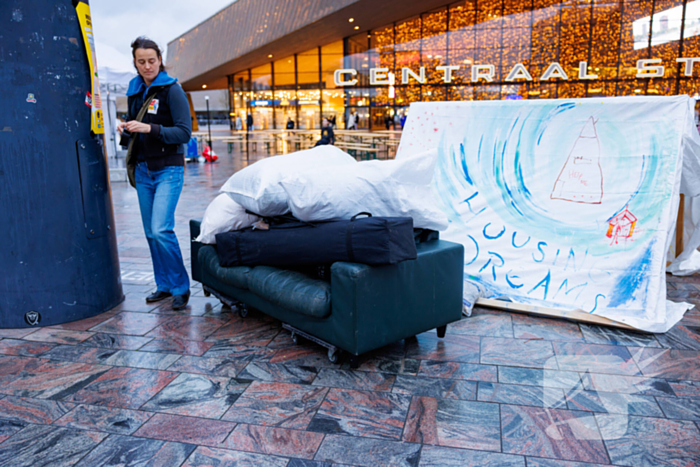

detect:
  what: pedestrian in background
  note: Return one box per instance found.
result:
[315,117,335,146]
[346,112,355,130]
[118,36,192,310]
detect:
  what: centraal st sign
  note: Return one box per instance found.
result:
[334,58,700,86]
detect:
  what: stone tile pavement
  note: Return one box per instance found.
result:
[0,142,699,466]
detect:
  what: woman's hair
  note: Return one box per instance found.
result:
[131,36,165,72]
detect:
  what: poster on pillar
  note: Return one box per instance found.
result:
[397,96,699,332]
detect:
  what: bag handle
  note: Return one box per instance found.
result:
[126,92,157,154]
[125,91,159,187]
[347,213,372,262]
[351,212,372,221]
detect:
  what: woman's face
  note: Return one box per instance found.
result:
[134,48,161,83]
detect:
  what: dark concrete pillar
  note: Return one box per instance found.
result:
[0,0,123,328]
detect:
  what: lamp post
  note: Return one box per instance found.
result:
[205,95,212,159]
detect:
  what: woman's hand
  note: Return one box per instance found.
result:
[124,121,151,134]
[116,121,127,134]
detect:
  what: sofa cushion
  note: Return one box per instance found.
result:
[199,245,251,290]
[248,266,331,319]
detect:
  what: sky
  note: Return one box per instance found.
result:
[90,0,234,75]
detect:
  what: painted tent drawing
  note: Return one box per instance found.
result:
[397,96,697,332]
[551,117,603,204]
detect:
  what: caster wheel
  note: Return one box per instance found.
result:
[291,331,299,344]
[238,304,249,318]
[328,348,340,364]
[203,289,211,297]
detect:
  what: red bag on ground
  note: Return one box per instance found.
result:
[202,146,219,162]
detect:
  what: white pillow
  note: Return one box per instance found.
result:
[219,145,357,216]
[280,149,449,231]
[195,194,260,244]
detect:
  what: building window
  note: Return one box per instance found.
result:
[228,0,700,130]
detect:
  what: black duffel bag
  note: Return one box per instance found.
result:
[215,213,417,267]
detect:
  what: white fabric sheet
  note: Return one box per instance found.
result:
[397,96,700,332]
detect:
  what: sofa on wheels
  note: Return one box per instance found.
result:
[190,220,464,367]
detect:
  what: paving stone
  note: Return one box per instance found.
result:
[315,434,421,466]
[2,144,699,467]
[0,424,108,467]
[597,414,700,466]
[134,413,236,446]
[75,434,195,466]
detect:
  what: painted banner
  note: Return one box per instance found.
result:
[74,0,104,135]
[398,96,699,332]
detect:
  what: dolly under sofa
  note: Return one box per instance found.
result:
[190,220,464,367]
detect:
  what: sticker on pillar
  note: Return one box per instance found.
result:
[24,311,41,326]
[85,91,92,107]
[75,0,104,134]
[148,99,159,114]
[26,93,37,104]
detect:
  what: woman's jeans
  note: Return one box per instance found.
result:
[135,163,189,296]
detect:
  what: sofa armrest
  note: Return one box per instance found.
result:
[190,219,203,283]
[330,239,464,355]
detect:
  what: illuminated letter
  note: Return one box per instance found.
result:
[676,57,700,76]
[471,64,495,82]
[505,63,533,82]
[370,67,391,85]
[436,65,461,83]
[636,59,664,78]
[334,69,358,86]
[540,62,569,81]
[401,67,426,84]
[578,61,598,80]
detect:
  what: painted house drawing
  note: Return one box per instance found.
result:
[551,117,604,204]
[607,206,637,245]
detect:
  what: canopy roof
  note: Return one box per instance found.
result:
[166,0,452,91]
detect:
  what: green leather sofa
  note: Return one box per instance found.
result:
[190,220,464,367]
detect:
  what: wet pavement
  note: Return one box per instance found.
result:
[1,137,699,466]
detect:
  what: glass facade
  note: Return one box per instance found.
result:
[228,0,700,130]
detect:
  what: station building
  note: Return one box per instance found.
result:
[166,0,700,130]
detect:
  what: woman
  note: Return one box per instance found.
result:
[117,37,192,310]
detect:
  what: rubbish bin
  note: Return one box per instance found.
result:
[0,0,123,328]
[187,136,199,162]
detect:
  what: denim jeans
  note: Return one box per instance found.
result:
[135,163,190,296]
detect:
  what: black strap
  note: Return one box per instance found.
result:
[259,213,319,229]
[346,212,372,262]
[125,90,159,188]
[126,91,158,153]
[346,221,356,263]
[234,233,242,266]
